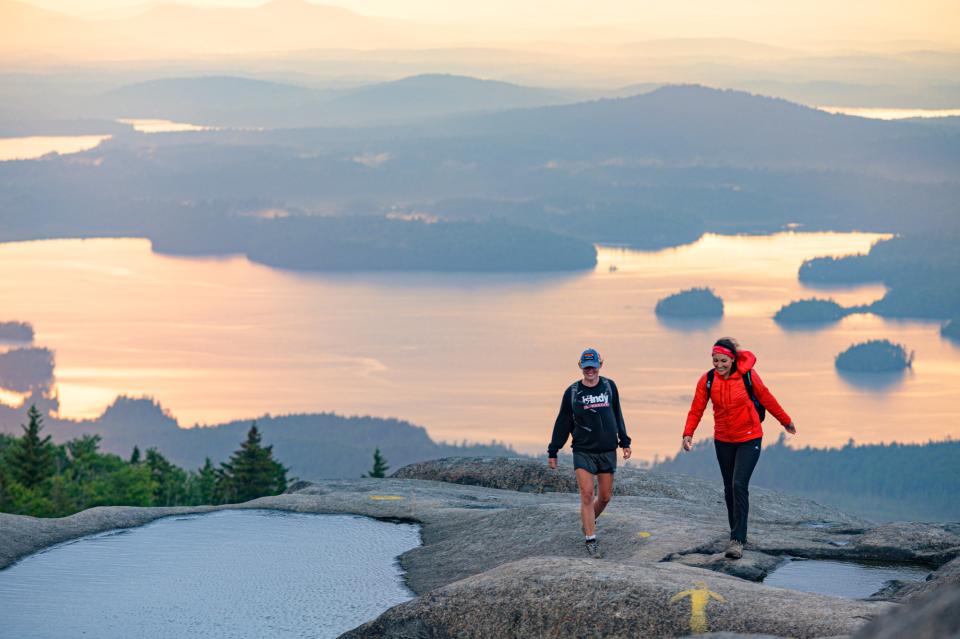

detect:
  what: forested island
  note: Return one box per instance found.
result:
[773,298,849,324]
[835,339,913,373]
[652,434,960,521]
[800,233,960,320]
[655,287,724,317]
[0,406,288,517]
[0,322,33,342]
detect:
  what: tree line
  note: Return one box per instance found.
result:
[0,406,288,518]
[652,433,960,521]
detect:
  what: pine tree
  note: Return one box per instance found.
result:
[8,405,56,489]
[188,458,218,505]
[217,423,287,503]
[129,446,141,465]
[145,447,187,506]
[365,447,389,478]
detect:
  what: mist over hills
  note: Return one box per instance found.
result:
[1,84,957,271]
[88,73,582,128]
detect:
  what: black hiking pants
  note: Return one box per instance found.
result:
[714,437,762,543]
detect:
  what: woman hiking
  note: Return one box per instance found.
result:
[548,348,632,559]
[682,337,796,559]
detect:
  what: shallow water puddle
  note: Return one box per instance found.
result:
[763,558,929,598]
[0,510,420,639]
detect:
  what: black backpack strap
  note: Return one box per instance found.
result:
[742,370,767,421]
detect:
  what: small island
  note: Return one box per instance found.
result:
[655,287,724,318]
[942,319,960,342]
[835,339,914,373]
[774,298,849,324]
[0,321,34,342]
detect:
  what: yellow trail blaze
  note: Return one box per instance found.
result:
[669,580,726,634]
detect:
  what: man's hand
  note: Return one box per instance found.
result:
[622,447,632,460]
[548,457,558,470]
[682,436,693,451]
[784,422,797,435]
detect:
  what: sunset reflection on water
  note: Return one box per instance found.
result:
[1,231,956,460]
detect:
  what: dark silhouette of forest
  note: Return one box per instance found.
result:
[652,434,960,521]
[0,405,287,517]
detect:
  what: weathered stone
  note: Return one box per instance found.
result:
[870,555,960,602]
[852,582,960,639]
[663,549,787,582]
[341,558,892,639]
[2,458,957,639]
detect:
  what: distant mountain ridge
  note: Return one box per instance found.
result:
[0,396,517,479]
[94,73,581,126]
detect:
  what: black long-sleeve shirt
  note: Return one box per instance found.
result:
[548,376,631,458]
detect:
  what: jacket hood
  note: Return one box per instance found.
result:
[735,350,757,375]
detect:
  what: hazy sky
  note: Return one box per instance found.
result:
[25,0,960,45]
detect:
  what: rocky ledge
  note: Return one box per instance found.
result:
[2,457,958,638]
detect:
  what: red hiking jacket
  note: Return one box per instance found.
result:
[683,350,791,443]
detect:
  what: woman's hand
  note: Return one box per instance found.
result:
[548,457,558,470]
[682,436,693,451]
[784,422,797,435]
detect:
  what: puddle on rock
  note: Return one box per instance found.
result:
[0,510,421,639]
[763,558,929,599]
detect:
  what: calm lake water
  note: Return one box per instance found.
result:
[0,232,957,460]
[0,510,420,639]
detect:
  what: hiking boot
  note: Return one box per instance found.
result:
[585,538,603,559]
[725,539,743,559]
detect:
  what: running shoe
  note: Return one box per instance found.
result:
[585,538,603,559]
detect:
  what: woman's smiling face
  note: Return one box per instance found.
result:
[712,353,734,376]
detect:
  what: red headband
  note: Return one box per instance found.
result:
[712,345,735,358]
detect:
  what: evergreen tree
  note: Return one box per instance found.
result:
[129,446,141,465]
[365,447,389,478]
[145,447,187,506]
[8,405,56,488]
[187,458,219,505]
[217,423,287,503]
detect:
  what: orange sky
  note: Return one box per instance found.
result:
[19,0,960,47]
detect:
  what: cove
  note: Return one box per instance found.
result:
[0,509,420,639]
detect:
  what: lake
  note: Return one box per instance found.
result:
[0,232,957,460]
[0,510,419,639]
[815,106,960,120]
[0,134,112,161]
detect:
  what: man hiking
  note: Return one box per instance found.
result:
[548,348,632,558]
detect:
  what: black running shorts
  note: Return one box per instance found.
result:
[573,450,617,474]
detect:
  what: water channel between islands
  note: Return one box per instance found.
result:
[0,510,421,639]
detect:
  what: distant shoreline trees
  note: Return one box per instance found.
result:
[0,408,288,518]
[0,321,34,343]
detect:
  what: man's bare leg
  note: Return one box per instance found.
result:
[594,472,613,518]
[575,468,597,537]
